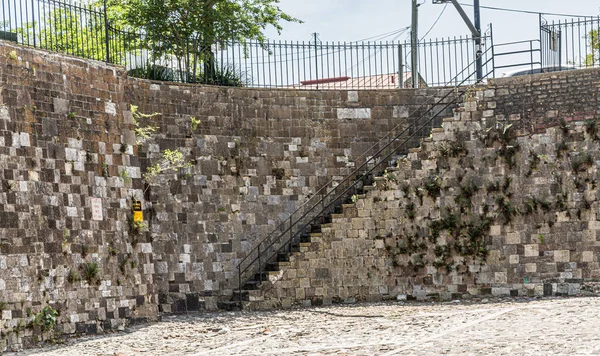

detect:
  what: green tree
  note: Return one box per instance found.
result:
[585,27,599,67]
[17,4,136,65]
[17,7,106,60]
[102,0,301,82]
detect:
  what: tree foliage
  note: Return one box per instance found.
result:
[17,7,107,61]
[586,27,599,66]
[102,0,301,82]
[104,0,300,45]
[15,0,299,84]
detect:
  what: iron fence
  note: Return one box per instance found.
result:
[540,15,600,70]
[491,39,541,77]
[1,0,109,61]
[216,30,491,89]
[235,50,496,298]
[0,0,495,89]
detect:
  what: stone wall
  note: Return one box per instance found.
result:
[252,68,600,308]
[0,43,156,351]
[0,42,448,350]
[2,39,599,351]
[126,69,452,313]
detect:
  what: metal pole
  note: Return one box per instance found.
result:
[30,0,36,48]
[411,0,419,88]
[257,245,261,278]
[398,44,404,88]
[103,0,110,63]
[489,23,495,79]
[313,33,319,89]
[474,0,482,81]
[539,13,544,68]
[238,266,242,302]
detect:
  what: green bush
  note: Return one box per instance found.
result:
[33,306,59,333]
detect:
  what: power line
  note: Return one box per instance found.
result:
[357,27,411,42]
[421,3,447,40]
[458,2,594,18]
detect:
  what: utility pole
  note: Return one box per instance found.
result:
[433,0,483,81]
[474,0,482,81]
[411,0,419,88]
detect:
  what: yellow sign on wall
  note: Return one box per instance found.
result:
[132,200,143,222]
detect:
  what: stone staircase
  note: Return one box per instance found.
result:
[224,86,466,311]
[224,166,406,310]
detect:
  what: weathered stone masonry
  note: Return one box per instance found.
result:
[126,78,453,314]
[0,43,155,351]
[252,68,600,308]
[1,40,599,351]
[0,42,447,350]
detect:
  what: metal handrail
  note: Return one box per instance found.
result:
[236,46,495,298]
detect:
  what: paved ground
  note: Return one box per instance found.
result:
[12,297,600,355]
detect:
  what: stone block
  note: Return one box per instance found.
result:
[554,250,571,263]
[524,244,539,257]
[393,106,409,118]
[506,232,520,244]
[495,272,507,283]
[492,287,510,296]
[53,98,70,114]
[337,108,371,119]
[482,110,494,118]
[347,91,359,102]
[484,89,495,98]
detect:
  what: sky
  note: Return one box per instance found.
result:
[265,0,600,44]
[260,0,600,78]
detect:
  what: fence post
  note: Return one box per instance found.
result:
[31,0,36,48]
[313,33,319,89]
[103,0,110,63]
[398,44,404,88]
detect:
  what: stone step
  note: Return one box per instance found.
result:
[233,289,264,302]
[277,252,290,262]
[443,116,457,122]
[253,272,269,281]
[265,261,290,272]
[217,301,241,311]
[243,280,261,290]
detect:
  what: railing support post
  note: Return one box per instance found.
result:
[103,0,110,63]
[257,244,261,276]
[237,266,242,302]
[398,44,404,88]
[31,0,36,48]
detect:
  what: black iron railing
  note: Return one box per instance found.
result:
[1,0,493,89]
[540,15,600,70]
[492,39,542,77]
[1,0,108,60]
[235,48,495,299]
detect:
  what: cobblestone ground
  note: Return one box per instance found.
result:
[12,297,600,355]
